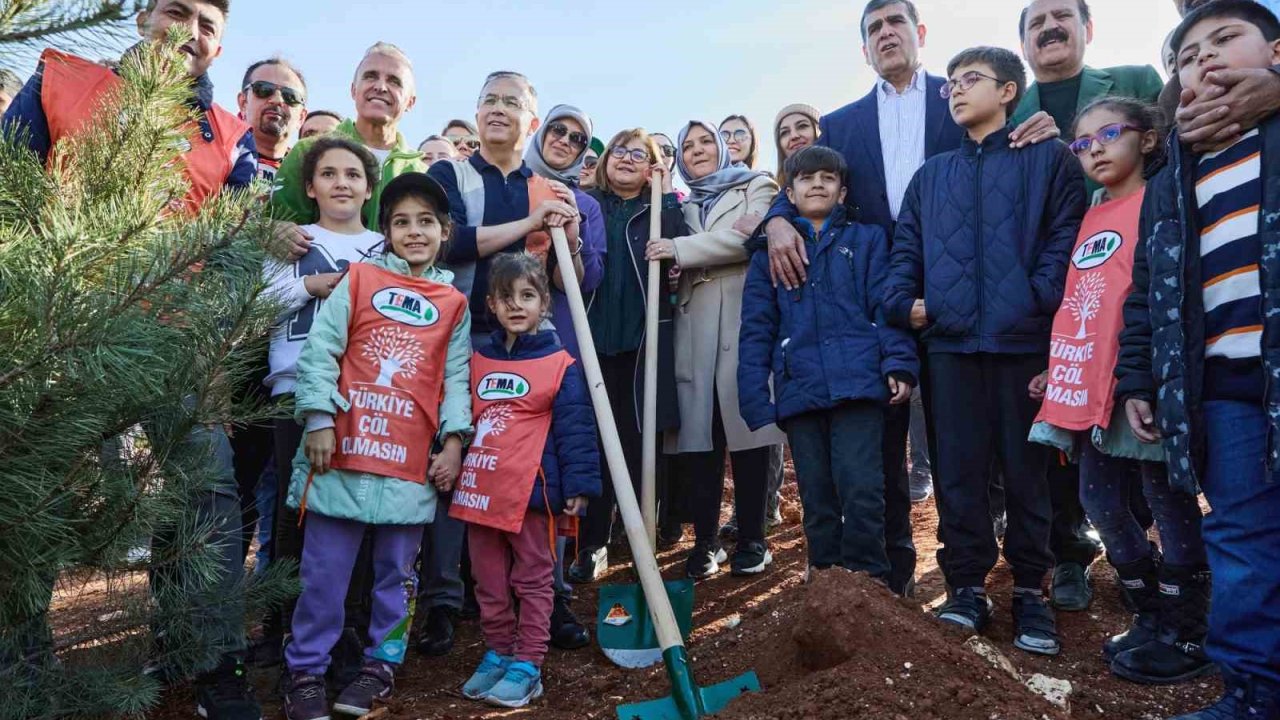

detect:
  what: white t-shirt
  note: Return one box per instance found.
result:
[263,224,384,396]
[369,146,392,165]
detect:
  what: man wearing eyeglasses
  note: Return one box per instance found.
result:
[237,57,308,184]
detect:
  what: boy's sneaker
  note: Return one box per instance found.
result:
[462,650,511,700]
[549,595,590,650]
[936,588,993,633]
[685,542,728,579]
[1012,592,1061,656]
[730,541,773,576]
[283,672,329,720]
[485,660,544,708]
[194,655,262,720]
[332,659,394,717]
[567,546,608,584]
[1169,672,1280,719]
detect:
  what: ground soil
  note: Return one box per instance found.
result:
[55,462,1221,719]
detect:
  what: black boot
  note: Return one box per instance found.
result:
[1103,555,1161,661]
[415,605,457,656]
[1112,564,1215,685]
[549,595,590,650]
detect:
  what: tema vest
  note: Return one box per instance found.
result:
[330,263,467,484]
[451,350,575,533]
[38,49,248,213]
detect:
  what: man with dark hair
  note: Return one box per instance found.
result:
[299,109,342,139]
[237,58,308,182]
[442,118,479,158]
[0,68,22,116]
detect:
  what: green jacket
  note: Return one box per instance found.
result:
[287,253,473,525]
[269,119,426,230]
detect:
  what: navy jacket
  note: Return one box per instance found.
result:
[762,74,965,236]
[476,329,602,513]
[883,126,1086,354]
[1116,119,1280,494]
[738,208,919,430]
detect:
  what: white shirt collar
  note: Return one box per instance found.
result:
[877,68,926,100]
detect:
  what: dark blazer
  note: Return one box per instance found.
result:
[1011,65,1164,131]
[764,72,965,236]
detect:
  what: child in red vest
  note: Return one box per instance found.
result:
[282,173,473,720]
[454,253,601,708]
[1029,98,1206,682]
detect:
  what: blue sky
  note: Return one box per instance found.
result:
[12,0,1184,171]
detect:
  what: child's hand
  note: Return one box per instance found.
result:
[887,376,913,405]
[304,272,343,299]
[428,436,464,492]
[1125,397,1162,444]
[909,299,928,330]
[564,496,589,516]
[305,428,336,474]
[1028,371,1049,401]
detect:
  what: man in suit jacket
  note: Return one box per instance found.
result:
[760,0,1061,597]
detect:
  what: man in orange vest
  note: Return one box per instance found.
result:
[2,3,264,720]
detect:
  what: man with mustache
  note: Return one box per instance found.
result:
[237,57,308,184]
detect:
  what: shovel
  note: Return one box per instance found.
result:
[549,224,761,719]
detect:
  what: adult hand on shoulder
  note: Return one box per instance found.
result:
[564,496,589,516]
[305,428,336,474]
[274,221,313,261]
[1008,111,1061,148]
[1124,397,1162,444]
[887,376,913,405]
[1177,69,1280,152]
[1028,371,1049,401]
[734,212,765,238]
[909,299,929,330]
[304,272,343,299]
[765,216,808,290]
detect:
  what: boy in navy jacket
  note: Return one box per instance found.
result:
[883,46,1086,656]
[739,146,917,578]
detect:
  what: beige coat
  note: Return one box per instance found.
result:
[663,174,787,454]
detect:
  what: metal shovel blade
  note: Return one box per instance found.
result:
[615,669,762,720]
[598,578,695,669]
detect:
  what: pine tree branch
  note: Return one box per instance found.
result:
[0,1,141,47]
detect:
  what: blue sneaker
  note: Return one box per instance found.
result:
[484,660,543,708]
[461,651,510,700]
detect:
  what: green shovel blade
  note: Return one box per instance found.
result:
[598,579,695,668]
[615,646,761,720]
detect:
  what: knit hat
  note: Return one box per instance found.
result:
[589,136,605,156]
[774,103,822,134]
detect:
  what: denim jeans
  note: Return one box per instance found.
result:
[1077,443,1205,567]
[785,401,889,576]
[1201,400,1280,684]
[254,461,276,575]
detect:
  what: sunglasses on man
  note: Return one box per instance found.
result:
[547,121,589,151]
[244,80,304,107]
[452,135,480,151]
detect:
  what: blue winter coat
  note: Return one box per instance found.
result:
[738,209,919,429]
[883,126,1086,354]
[475,329,602,513]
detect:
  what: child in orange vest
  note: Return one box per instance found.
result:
[1029,98,1206,682]
[282,173,473,720]
[454,253,601,708]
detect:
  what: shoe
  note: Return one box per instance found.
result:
[730,541,773,576]
[283,671,329,720]
[462,650,511,700]
[415,606,456,657]
[765,495,784,530]
[1111,565,1215,685]
[485,660,544,708]
[658,521,685,549]
[936,588,993,633]
[718,516,739,541]
[1011,592,1061,656]
[549,595,590,650]
[1104,556,1161,661]
[686,542,728,579]
[332,659,394,716]
[194,655,262,720]
[567,546,607,584]
[1050,562,1093,612]
[909,476,933,503]
[1168,672,1280,719]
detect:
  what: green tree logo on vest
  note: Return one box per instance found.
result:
[1072,230,1123,270]
[363,327,425,386]
[372,287,439,326]
[477,371,531,401]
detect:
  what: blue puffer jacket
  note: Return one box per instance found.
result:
[884,126,1086,354]
[475,329,602,512]
[738,208,919,429]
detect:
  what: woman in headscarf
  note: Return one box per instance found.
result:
[645,120,784,579]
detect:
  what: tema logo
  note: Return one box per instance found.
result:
[477,372,531,401]
[372,287,438,327]
[1072,230,1123,270]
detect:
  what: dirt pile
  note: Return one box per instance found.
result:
[716,569,1067,720]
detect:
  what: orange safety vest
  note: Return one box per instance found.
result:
[522,175,560,259]
[329,263,468,484]
[450,350,574,533]
[38,48,249,214]
[1035,189,1145,432]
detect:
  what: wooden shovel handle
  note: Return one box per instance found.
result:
[642,179,663,547]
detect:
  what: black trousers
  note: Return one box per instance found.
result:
[928,352,1053,589]
[882,401,918,594]
[230,362,274,560]
[683,390,770,547]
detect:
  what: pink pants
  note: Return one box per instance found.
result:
[468,512,556,665]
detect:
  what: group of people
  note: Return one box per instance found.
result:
[4,0,1280,719]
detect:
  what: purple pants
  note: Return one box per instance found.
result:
[286,513,422,674]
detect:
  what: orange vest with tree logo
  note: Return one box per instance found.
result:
[330,263,468,484]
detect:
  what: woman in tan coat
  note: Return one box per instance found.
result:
[646,120,785,579]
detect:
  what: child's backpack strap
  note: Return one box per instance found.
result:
[440,158,486,298]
